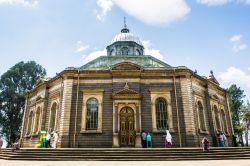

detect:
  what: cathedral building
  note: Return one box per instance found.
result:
[20,23,234,148]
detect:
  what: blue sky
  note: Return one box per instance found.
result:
[0,0,249,100]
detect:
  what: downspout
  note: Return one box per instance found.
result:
[20,95,28,147]
[73,69,80,148]
[173,68,182,147]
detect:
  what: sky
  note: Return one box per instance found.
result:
[0,0,249,101]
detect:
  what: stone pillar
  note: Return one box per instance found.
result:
[180,76,197,146]
[113,103,120,147]
[135,102,142,148]
[58,78,74,148]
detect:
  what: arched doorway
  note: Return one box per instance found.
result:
[120,107,135,146]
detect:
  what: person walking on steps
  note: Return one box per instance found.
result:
[141,130,147,148]
[164,130,172,148]
[146,132,152,148]
[201,137,209,152]
[218,132,225,147]
[222,132,228,147]
[52,131,59,149]
[46,131,52,148]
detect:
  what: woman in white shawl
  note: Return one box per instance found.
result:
[52,131,59,149]
[165,130,172,148]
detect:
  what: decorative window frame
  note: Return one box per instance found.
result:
[194,96,208,133]
[149,88,173,133]
[32,104,43,135]
[25,108,35,137]
[220,106,229,134]
[48,99,59,132]
[81,89,104,133]
[211,102,222,133]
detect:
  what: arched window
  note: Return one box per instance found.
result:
[86,98,98,130]
[50,102,57,131]
[221,109,228,133]
[34,107,41,134]
[121,47,129,55]
[197,101,206,131]
[155,98,168,130]
[214,105,221,131]
[27,111,34,135]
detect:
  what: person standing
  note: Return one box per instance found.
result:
[219,132,225,147]
[46,132,52,148]
[146,132,152,148]
[52,131,59,149]
[222,132,228,147]
[165,130,172,148]
[0,137,3,150]
[201,137,209,152]
[141,130,147,148]
[11,138,20,152]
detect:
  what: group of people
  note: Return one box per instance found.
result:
[0,136,20,152]
[140,130,228,152]
[141,131,152,148]
[41,130,59,149]
[141,130,172,148]
[201,132,228,152]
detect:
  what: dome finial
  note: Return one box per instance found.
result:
[124,16,127,28]
[121,16,129,33]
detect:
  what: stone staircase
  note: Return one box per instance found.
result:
[0,147,250,161]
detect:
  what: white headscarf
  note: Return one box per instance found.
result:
[165,130,172,143]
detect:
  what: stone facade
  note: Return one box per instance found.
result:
[20,25,234,148]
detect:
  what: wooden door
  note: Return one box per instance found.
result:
[120,107,135,146]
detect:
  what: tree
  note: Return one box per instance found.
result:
[0,61,46,146]
[240,101,250,146]
[228,84,245,145]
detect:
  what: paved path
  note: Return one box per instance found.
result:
[1,160,250,166]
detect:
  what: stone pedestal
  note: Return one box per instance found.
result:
[135,133,142,148]
[113,133,120,147]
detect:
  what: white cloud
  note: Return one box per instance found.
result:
[238,0,250,4]
[218,67,250,100]
[96,0,190,26]
[82,49,106,63]
[218,67,250,88]
[114,0,190,26]
[196,0,250,5]
[229,34,247,52]
[96,0,113,21]
[142,40,164,60]
[0,0,38,7]
[245,0,250,4]
[196,0,231,6]
[75,41,89,53]
[230,34,242,42]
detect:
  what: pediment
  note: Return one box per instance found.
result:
[115,88,139,95]
[112,82,142,99]
[208,77,220,85]
[111,62,143,71]
[208,70,220,85]
[36,79,45,86]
